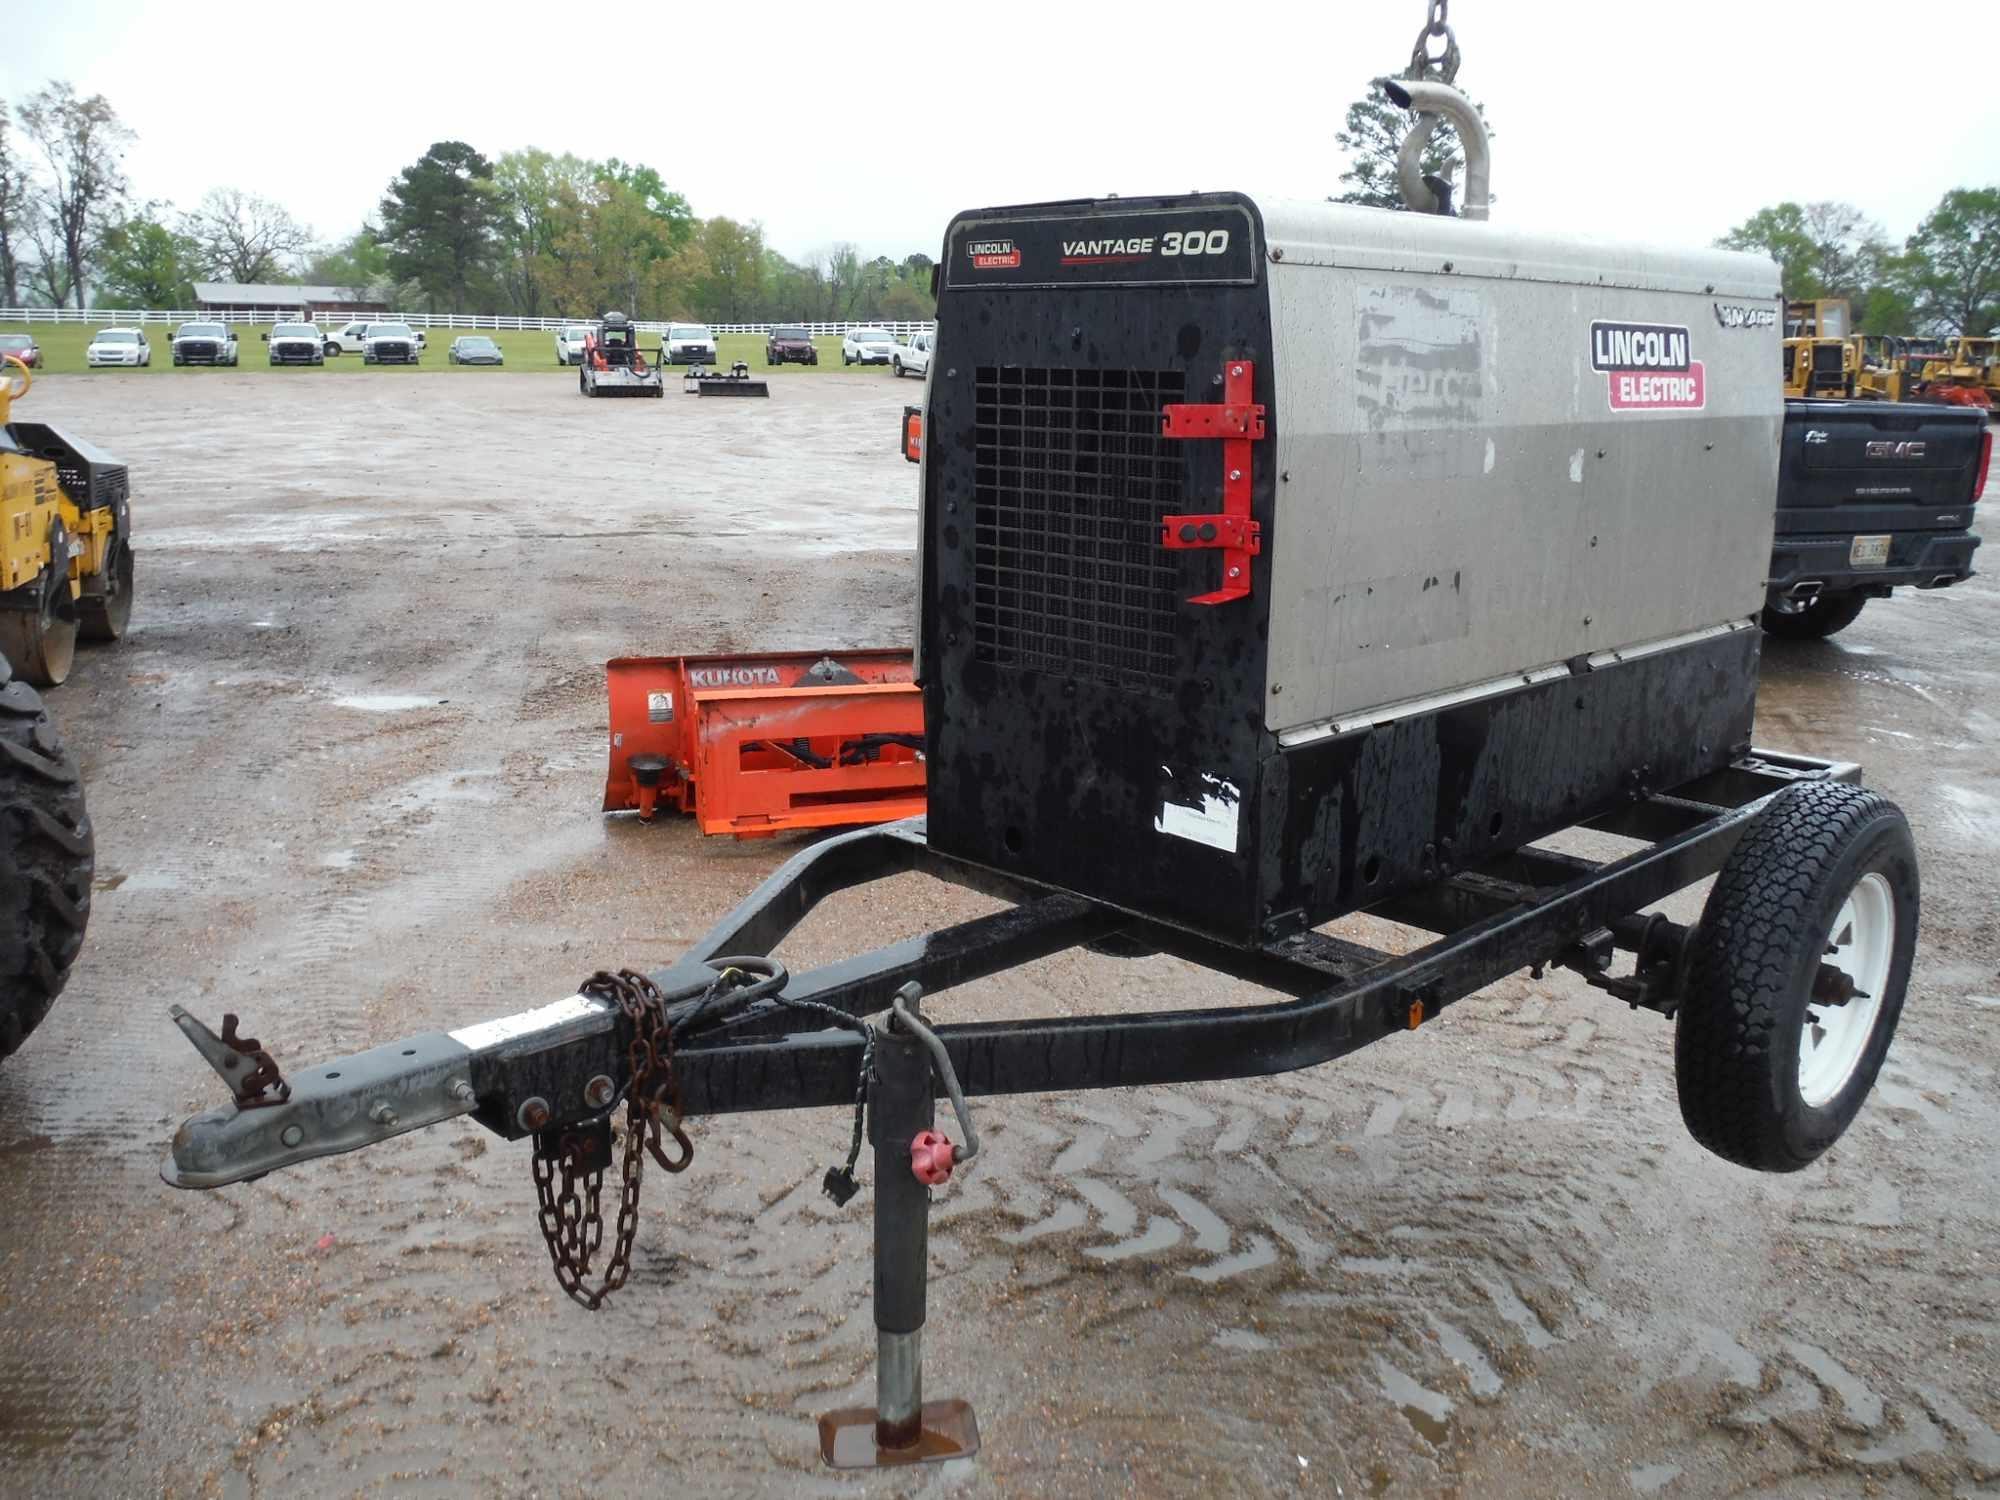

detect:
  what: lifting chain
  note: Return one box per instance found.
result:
[530,967,694,1311]
[1405,0,1460,83]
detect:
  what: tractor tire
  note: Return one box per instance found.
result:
[1674,781,1918,1173]
[1761,593,1868,640]
[0,549,80,688]
[0,653,92,1062]
[78,540,134,643]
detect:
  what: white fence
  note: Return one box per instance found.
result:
[0,306,936,337]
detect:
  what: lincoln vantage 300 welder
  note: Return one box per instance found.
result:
[918,183,1780,946]
[165,60,1924,1476]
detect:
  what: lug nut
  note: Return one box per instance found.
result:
[584,1074,616,1109]
[370,1101,398,1128]
[450,1079,475,1104]
[517,1096,552,1132]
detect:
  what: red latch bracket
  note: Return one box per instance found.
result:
[1160,360,1266,606]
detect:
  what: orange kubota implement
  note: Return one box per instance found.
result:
[603,650,924,837]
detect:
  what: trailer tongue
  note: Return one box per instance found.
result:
[162,28,1924,1472]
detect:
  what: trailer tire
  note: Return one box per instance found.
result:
[1674,781,1917,1173]
[0,654,92,1062]
[1761,593,1868,640]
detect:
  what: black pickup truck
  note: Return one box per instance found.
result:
[1763,399,1989,638]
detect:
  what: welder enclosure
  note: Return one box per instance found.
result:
[918,192,1783,946]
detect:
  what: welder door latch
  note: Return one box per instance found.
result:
[1160,359,1266,606]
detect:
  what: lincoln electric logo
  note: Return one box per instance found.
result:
[1590,320,1706,412]
[967,238,1019,270]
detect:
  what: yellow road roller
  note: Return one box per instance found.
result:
[0,354,134,685]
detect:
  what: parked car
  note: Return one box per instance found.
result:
[842,328,898,366]
[449,335,504,366]
[361,322,422,364]
[328,320,426,357]
[765,326,818,366]
[263,322,325,366]
[892,330,934,379]
[554,326,594,365]
[170,321,238,366]
[664,323,719,366]
[0,333,42,369]
[86,328,151,367]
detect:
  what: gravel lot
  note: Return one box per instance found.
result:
[1,373,1995,1499]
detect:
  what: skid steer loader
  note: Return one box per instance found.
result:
[0,356,136,684]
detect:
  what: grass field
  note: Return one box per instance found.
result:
[0,324,920,378]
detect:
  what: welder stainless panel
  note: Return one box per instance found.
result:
[1256,199,1782,734]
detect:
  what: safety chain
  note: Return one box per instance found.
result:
[531,958,877,1309]
[530,967,696,1311]
[1405,0,1460,83]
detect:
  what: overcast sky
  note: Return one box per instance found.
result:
[7,1,1997,269]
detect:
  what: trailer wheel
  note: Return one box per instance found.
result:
[1761,593,1868,640]
[1674,781,1917,1173]
[0,653,92,1062]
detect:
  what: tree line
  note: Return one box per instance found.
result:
[0,81,936,322]
[9,73,1995,335]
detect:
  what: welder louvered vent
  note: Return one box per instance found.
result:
[973,367,1184,695]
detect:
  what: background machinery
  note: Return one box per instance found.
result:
[0,355,136,685]
[577,312,663,397]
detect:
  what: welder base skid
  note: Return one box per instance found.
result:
[164,747,1911,1466]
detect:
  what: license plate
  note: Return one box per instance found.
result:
[1849,534,1891,567]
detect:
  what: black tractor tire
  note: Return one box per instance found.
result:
[1761,593,1868,640]
[0,654,92,1061]
[1674,781,1918,1173]
[78,540,134,643]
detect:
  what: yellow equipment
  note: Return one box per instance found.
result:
[1785,298,1852,339]
[1909,339,1995,415]
[1783,337,1853,397]
[1947,336,2000,406]
[0,356,135,684]
[1851,335,1916,402]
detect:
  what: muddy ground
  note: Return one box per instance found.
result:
[0,373,1995,1499]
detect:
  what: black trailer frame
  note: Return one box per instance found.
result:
[164,747,1859,1467]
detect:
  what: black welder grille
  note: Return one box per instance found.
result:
[973,367,1184,694]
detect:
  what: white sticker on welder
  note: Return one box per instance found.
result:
[449,994,605,1051]
[647,691,674,723]
[1155,772,1241,853]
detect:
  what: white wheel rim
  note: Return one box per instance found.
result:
[1798,872,1894,1108]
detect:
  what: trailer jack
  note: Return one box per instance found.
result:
[818,992,981,1468]
[165,748,1878,1465]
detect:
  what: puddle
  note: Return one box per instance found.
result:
[1211,1327,1271,1353]
[1373,1357,1454,1445]
[334,694,445,713]
[1629,1461,1682,1493]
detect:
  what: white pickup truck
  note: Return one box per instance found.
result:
[170,322,239,366]
[327,320,427,358]
[891,330,935,379]
[554,325,595,366]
